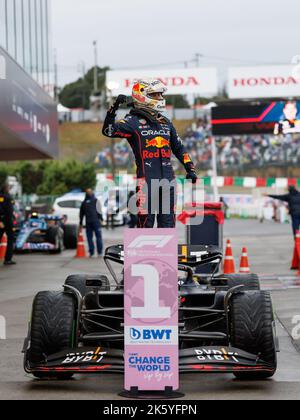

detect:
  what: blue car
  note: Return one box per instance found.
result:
[15,213,78,253]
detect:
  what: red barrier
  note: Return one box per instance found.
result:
[178,202,225,225]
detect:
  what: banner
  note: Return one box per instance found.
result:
[211,101,300,135]
[228,65,300,99]
[124,229,178,391]
[0,47,58,160]
[106,68,218,97]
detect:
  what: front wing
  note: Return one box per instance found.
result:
[23,345,275,376]
[19,242,56,251]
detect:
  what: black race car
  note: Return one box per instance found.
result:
[23,244,278,380]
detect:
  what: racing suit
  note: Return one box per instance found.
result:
[102,106,196,228]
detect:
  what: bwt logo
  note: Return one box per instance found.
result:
[128,235,173,249]
[0,316,6,340]
[130,327,172,341]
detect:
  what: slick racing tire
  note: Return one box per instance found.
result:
[65,274,110,297]
[63,224,78,250]
[46,226,63,254]
[230,291,277,380]
[29,291,76,379]
[222,273,260,290]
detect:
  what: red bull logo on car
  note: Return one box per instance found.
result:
[146,137,170,149]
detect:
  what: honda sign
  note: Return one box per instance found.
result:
[106,68,218,97]
[228,65,300,99]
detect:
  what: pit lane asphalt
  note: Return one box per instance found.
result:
[0,220,300,400]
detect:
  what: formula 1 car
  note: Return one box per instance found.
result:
[23,243,278,380]
[15,213,78,253]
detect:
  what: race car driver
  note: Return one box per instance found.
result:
[102,79,198,228]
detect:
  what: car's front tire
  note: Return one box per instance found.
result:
[230,290,277,380]
[63,224,78,249]
[29,291,76,379]
[47,226,63,254]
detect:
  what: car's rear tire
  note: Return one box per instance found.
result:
[230,291,277,380]
[63,224,78,249]
[223,273,260,290]
[29,291,76,379]
[65,274,110,297]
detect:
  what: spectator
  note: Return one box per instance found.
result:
[0,183,16,266]
[96,119,300,172]
[266,186,300,236]
[79,189,103,258]
[220,197,229,219]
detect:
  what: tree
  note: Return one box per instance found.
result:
[59,66,109,110]
[0,164,8,189]
[166,95,190,108]
[37,160,96,196]
[13,162,47,195]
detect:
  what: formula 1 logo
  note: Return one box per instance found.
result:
[62,348,106,364]
[128,235,173,249]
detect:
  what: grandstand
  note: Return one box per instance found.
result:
[92,118,300,178]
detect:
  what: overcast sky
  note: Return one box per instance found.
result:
[51,0,300,87]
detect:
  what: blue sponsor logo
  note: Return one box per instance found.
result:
[128,355,171,372]
[130,328,172,341]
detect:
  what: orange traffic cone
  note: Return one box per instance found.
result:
[291,231,300,270]
[76,229,86,258]
[224,239,235,274]
[0,233,7,261]
[239,247,250,274]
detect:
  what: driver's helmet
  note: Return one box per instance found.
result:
[132,79,167,112]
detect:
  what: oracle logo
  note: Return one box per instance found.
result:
[124,77,200,89]
[233,76,299,88]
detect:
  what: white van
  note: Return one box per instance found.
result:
[53,190,129,227]
[53,193,85,225]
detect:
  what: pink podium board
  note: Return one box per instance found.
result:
[124,229,179,392]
